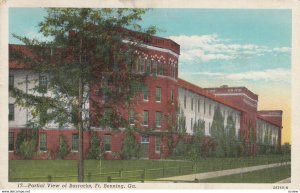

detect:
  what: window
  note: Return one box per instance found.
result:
[143,85,149,101]
[184,95,187,109]
[171,90,174,102]
[146,59,151,73]
[209,104,211,116]
[134,57,139,72]
[141,135,149,143]
[104,135,111,151]
[39,133,47,151]
[156,87,161,102]
[209,123,211,135]
[9,104,14,121]
[191,98,194,111]
[159,61,164,75]
[39,75,47,93]
[9,132,14,151]
[40,109,47,125]
[152,60,157,75]
[72,134,78,151]
[155,136,161,152]
[129,110,135,125]
[140,58,145,73]
[198,100,200,113]
[170,62,173,78]
[191,118,193,131]
[204,101,206,114]
[143,110,149,126]
[9,75,14,90]
[174,63,177,78]
[155,112,162,127]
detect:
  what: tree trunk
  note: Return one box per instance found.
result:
[78,76,84,182]
[77,38,84,182]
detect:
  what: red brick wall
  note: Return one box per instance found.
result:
[8,128,181,160]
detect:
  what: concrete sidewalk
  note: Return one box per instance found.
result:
[147,162,290,182]
[276,177,291,183]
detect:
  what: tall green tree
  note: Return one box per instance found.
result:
[188,119,205,171]
[122,126,140,159]
[211,106,225,157]
[225,115,238,157]
[10,8,156,182]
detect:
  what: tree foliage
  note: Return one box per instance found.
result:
[177,107,187,134]
[225,115,238,157]
[211,106,225,157]
[281,142,291,156]
[10,8,156,181]
[19,139,36,160]
[56,134,70,159]
[121,127,140,159]
[88,133,103,160]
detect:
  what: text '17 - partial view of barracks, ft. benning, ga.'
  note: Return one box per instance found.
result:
[8,28,283,160]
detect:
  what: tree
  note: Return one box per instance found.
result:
[249,126,256,156]
[10,8,156,182]
[88,133,103,160]
[188,136,202,173]
[121,126,140,159]
[57,134,70,159]
[211,106,225,157]
[225,115,238,157]
[177,107,187,134]
[281,142,291,156]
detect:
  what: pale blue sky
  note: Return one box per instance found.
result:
[9,8,292,142]
[9,8,291,90]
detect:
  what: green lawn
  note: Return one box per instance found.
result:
[9,155,290,182]
[198,165,291,183]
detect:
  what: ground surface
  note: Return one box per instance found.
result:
[198,165,291,183]
[9,155,290,182]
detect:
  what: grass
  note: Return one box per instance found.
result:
[198,165,291,183]
[9,154,290,182]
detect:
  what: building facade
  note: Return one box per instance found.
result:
[8,30,283,160]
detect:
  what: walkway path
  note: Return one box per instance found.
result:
[147,162,290,182]
[276,177,291,183]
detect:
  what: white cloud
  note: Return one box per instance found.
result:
[26,31,54,42]
[182,68,291,82]
[226,68,290,81]
[168,35,290,62]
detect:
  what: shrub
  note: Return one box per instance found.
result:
[121,128,140,159]
[171,138,189,157]
[57,134,70,159]
[15,130,27,154]
[282,143,291,155]
[88,133,102,160]
[19,139,36,159]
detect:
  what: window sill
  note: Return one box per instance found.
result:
[156,101,161,103]
[71,150,78,152]
[143,99,149,102]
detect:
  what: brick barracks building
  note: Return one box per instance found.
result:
[8,30,283,160]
